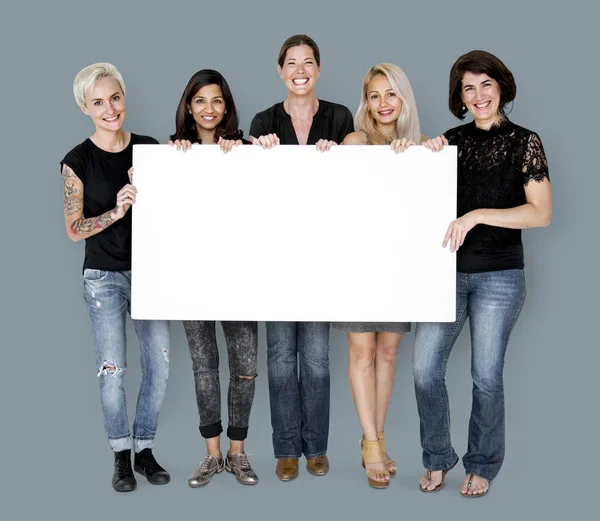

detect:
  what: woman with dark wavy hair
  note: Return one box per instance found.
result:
[415,50,552,497]
[171,69,259,488]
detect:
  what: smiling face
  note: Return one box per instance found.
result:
[461,72,502,127]
[187,83,226,133]
[81,76,126,131]
[366,74,403,128]
[278,44,320,96]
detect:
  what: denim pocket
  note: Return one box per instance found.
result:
[83,269,109,282]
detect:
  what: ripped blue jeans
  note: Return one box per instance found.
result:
[83,269,170,452]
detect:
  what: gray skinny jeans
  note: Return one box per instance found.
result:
[183,321,258,441]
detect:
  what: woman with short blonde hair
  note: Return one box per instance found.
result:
[60,62,170,493]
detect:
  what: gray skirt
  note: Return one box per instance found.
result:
[332,322,411,333]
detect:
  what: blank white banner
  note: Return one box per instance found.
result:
[131,145,456,322]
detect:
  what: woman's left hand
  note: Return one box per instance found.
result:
[442,211,479,252]
[315,139,337,152]
[218,136,243,153]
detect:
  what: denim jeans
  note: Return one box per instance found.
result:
[83,269,170,452]
[413,269,526,481]
[183,321,258,441]
[266,322,330,458]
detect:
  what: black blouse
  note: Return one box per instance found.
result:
[249,100,354,145]
[444,119,549,273]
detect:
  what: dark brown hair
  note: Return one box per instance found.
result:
[170,69,241,143]
[448,50,516,119]
[277,34,321,68]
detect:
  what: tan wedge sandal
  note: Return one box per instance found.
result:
[361,439,390,489]
[377,432,397,477]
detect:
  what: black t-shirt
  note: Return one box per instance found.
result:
[444,119,549,273]
[60,133,159,272]
[249,100,354,145]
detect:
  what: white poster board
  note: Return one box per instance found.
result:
[131,145,456,322]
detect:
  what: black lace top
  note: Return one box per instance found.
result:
[444,118,549,273]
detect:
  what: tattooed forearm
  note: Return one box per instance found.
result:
[62,165,83,216]
[69,210,117,236]
[62,164,123,240]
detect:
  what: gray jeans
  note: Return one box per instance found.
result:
[183,321,258,441]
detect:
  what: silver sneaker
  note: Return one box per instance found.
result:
[225,452,258,485]
[188,454,224,488]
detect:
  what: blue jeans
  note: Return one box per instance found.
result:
[83,269,170,452]
[266,322,330,458]
[413,270,526,481]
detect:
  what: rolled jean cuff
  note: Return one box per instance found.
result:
[109,435,132,452]
[134,437,154,453]
[200,420,223,439]
[227,425,248,441]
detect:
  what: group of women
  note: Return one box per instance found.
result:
[60,34,552,496]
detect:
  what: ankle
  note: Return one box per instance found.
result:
[229,441,244,455]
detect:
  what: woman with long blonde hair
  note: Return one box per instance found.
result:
[333,62,426,489]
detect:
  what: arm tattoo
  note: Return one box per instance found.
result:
[62,164,117,237]
[69,210,117,236]
[62,165,83,216]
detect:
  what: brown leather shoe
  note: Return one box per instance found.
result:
[306,455,329,476]
[275,458,299,481]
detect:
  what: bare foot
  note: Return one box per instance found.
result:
[461,474,489,496]
[383,452,397,475]
[365,461,390,483]
[420,470,443,491]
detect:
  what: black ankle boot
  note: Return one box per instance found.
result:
[112,449,137,492]
[134,448,170,485]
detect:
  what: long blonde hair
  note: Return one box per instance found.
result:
[355,63,421,144]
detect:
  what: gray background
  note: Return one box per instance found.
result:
[1,0,597,519]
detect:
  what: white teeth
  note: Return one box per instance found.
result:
[293,78,308,85]
[475,102,490,108]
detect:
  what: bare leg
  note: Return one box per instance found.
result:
[374,332,403,473]
[347,332,389,483]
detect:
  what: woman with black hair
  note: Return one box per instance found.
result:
[171,69,259,488]
[415,50,552,497]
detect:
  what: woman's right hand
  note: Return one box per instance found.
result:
[218,136,243,153]
[252,134,280,148]
[421,135,448,152]
[169,139,193,152]
[112,183,137,219]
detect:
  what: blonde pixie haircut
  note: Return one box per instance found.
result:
[73,63,126,108]
[355,63,421,144]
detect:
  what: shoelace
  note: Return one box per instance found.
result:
[199,455,215,472]
[236,453,251,470]
[140,452,163,474]
[116,456,132,478]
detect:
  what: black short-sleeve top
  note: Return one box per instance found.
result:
[249,100,354,145]
[444,119,549,273]
[60,133,159,272]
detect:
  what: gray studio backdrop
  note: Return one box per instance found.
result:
[1,0,597,520]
